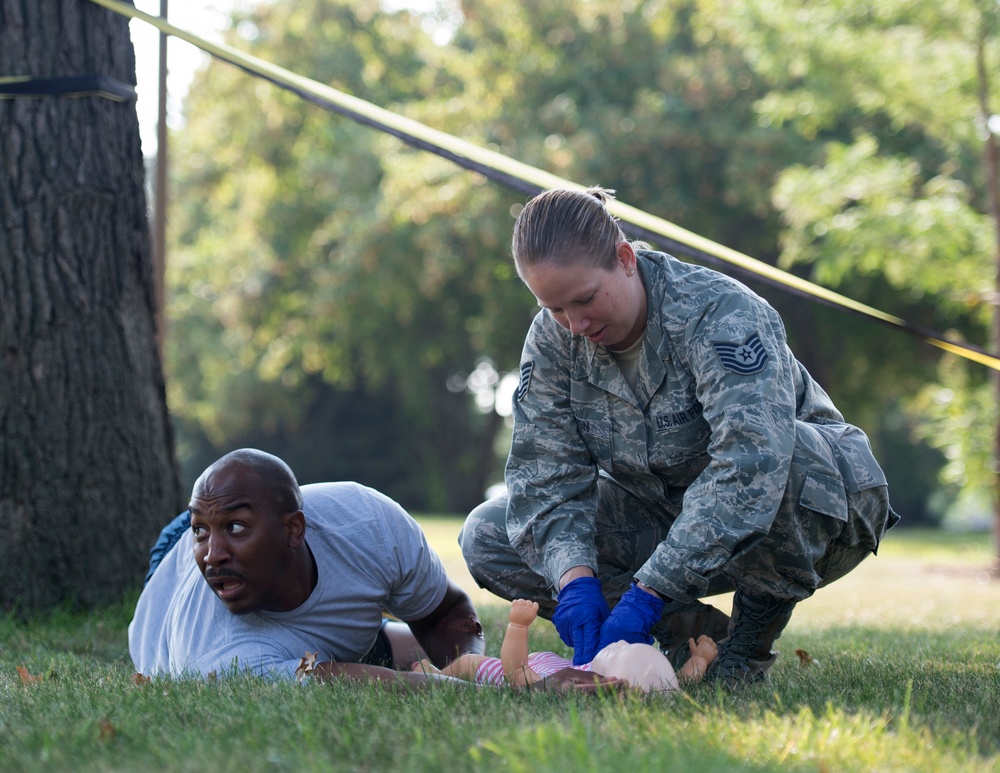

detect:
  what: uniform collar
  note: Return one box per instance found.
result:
[582,253,669,408]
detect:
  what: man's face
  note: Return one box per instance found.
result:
[189,463,302,615]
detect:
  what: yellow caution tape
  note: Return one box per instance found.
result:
[89,0,1000,371]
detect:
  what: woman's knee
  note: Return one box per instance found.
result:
[459,495,510,574]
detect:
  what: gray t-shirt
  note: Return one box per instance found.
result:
[128,482,448,678]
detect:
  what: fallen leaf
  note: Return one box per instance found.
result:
[295,651,318,682]
[131,673,151,686]
[795,649,820,667]
[16,666,41,684]
[98,719,117,741]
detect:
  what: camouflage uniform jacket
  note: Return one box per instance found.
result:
[506,250,887,601]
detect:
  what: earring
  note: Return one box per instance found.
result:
[627,269,635,277]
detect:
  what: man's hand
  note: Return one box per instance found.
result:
[526,666,625,694]
[597,583,666,651]
[551,576,610,665]
[407,580,485,667]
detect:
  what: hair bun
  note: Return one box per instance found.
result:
[585,185,616,205]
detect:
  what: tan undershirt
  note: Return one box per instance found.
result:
[608,336,643,392]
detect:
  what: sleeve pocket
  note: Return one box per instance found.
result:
[798,470,848,522]
[509,421,538,478]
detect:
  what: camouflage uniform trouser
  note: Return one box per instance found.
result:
[459,473,896,648]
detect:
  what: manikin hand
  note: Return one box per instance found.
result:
[679,635,718,682]
[508,598,539,628]
[688,634,718,664]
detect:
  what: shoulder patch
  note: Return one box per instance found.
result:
[711,332,769,375]
[515,361,534,401]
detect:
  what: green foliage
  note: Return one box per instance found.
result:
[445,0,809,255]
[167,0,515,508]
[911,357,996,494]
[775,135,993,330]
[703,0,1000,513]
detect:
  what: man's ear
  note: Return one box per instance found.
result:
[285,510,306,548]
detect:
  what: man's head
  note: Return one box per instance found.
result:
[188,449,312,615]
[590,640,680,694]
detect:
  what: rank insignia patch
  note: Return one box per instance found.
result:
[711,333,769,374]
[515,361,534,401]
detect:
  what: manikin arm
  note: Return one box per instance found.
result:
[679,635,718,683]
[500,599,545,686]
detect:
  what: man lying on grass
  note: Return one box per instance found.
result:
[129,448,615,691]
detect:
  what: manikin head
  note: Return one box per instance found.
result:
[589,640,679,694]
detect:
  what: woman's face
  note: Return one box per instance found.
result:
[520,242,647,350]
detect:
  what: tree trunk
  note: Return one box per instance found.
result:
[0,0,184,610]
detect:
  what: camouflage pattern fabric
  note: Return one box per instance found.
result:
[461,250,899,608]
[459,480,735,649]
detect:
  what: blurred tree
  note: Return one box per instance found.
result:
[0,0,183,610]
[704,0,999,541]
[167,0,517,510]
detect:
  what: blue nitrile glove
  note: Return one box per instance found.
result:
[597,583,666,651]
[551,576,611,665]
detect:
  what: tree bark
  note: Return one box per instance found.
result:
[0,0,184,610]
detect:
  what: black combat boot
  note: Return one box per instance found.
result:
[706,589,796,687]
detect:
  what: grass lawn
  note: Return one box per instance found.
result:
[1,524,998,771]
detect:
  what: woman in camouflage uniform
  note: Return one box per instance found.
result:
[459,187,899,686]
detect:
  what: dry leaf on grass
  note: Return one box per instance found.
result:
[16,666,41,684]
[98,719,117,741]
[795,649,820,667]
[296,651,318,682]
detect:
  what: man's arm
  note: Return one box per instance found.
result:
[312,661,620,694]
[312,661,473,688]
[405,580,485,667]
